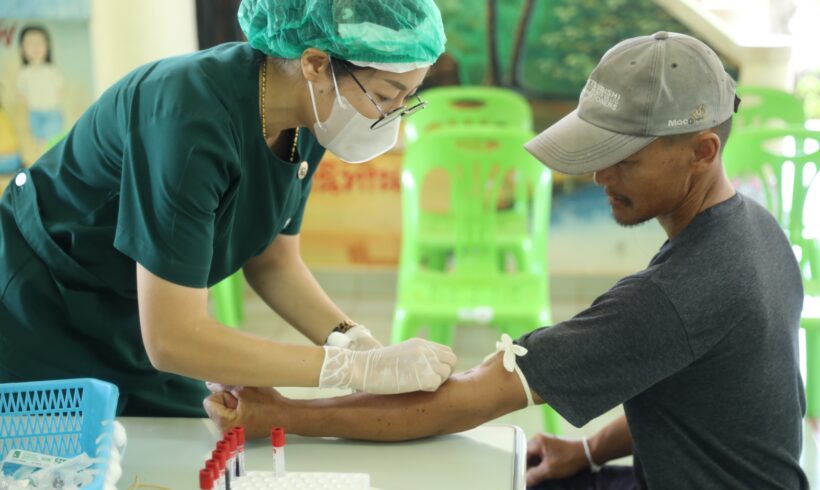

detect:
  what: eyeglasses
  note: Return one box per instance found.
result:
[338,63,427,130]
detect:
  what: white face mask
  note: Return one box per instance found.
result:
[307,66,401,164]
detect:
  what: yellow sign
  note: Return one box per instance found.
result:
[300,151,403,268]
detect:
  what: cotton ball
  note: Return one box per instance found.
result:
[105,462,122,486]
[112,421,127,449]
[105,447,123,486]
[108,446,121,464]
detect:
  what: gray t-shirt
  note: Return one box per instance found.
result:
[517,193,808,489]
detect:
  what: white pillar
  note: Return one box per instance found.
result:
[735,42,793,89]
[654,0,794,89]
[89,0,198,97]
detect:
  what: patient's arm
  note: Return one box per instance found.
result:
[204,351,542,441]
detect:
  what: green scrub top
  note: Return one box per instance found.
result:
[0,43,325,416]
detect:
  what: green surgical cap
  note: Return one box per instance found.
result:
[237,0,446,73]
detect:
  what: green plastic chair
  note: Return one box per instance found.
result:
[393,126,560,432]
[211,270,244,328]
[404,86,535,271]
[735,86,805,130]
[723,127,820,418]
[404,86,533,145]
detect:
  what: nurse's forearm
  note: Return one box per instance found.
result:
[137,264,324,387]
[180,322,326,387]
[244,236,351,345]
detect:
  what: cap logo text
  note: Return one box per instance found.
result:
[668,104,706,127]
[583,79,621,111]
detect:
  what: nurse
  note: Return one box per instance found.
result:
[0,0,455,416]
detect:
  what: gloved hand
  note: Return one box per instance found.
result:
[325,324,383,351]
[344,325,384,350]
[319,338,457,394]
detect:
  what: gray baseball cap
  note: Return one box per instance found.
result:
[524,31,737,175]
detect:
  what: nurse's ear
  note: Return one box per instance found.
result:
[300,48,331,91]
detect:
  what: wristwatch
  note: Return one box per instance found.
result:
[330,319,357,335]
[325,320,358,347]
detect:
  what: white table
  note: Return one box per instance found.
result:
[118,417,526,490]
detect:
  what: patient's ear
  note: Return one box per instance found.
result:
[690,131,720,174]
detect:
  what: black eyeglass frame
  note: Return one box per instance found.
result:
[336,62,427,130]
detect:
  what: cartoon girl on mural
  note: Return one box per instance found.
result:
[16,25,65,151]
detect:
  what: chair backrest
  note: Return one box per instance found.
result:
[723,127,820,288]
[400,126,551,275]
[404,86,533,145]
[735,86,805,130]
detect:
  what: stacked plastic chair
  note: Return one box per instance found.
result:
[210,270,244,328]
[403,86,534,144]
[723,126,819,419]
[393,127,551,342]
[735,86,805,129]
[394,87,560,432]
[403,87,536,270]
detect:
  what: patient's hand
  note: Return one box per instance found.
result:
[526,433,588,486]
[203,383,287,439]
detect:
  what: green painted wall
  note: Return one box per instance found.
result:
[435,0,734,98]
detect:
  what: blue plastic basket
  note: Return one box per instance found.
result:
[0,378,119,489]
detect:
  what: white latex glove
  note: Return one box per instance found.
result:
[325,325,383,351]
[319,338,457,394]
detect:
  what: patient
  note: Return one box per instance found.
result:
[206,31,809,490]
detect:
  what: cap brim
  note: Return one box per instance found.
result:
[524,109,656,175]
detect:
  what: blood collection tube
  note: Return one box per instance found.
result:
[213,449,230,490]
[271,427,286,478]
[206,460,224,490]
[200,468,214,490]
[225,431,239,478]
[217,440,236,484]
[232,427,246,477]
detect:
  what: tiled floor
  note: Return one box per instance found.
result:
[223,269,819,485]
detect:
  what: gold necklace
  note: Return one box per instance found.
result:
[260,59,300,162]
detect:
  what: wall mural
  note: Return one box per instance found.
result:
[0,0,94,190]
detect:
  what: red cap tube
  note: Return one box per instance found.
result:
[233,426,246,446]
[271,427,286,448]
[217,440,231,455]
[200,468,214,490]
[212,450,226,471]
[225,431,238,452]
[205,460,220,484]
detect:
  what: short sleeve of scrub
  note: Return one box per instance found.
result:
[114,116,238,288]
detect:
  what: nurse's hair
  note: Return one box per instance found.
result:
[19,25,53,65]
[271,56,372,80]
